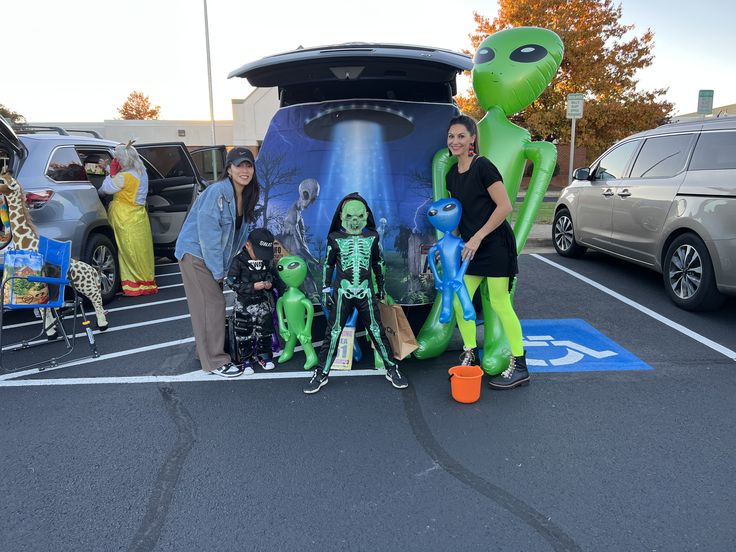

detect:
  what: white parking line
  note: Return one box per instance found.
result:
[0,369,384,387]
[531,254,736,361]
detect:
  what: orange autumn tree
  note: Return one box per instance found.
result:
[117,91,161,120]
[456,0,673,161]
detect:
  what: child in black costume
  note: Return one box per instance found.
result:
[226,228,284,374]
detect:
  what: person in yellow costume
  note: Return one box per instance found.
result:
[99,142,158,296]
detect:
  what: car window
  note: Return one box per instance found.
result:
[689,131,736,171]
[46,146,88,182]
[630,134,694,178]
[592,140,639,181]
[139,145,195,179]
[190,148,224,183]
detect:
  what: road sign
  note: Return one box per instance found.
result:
[697,90,714,115]
[566,93,585,119]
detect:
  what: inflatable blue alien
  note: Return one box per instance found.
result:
[426,198,476,324]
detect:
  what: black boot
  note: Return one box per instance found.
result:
[488,352,530,390]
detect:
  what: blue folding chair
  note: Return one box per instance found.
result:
[0,236,99,372]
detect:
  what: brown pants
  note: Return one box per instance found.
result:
[179,254,231,372]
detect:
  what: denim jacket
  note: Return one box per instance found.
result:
[174,178,249,280]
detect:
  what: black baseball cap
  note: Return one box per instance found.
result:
[226,147,255,167]
[247,228,275,261]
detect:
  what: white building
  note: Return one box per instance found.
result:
[30,87,280,149]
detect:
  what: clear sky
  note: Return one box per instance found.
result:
[3,0,735,122]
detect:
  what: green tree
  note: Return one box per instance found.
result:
[457,0,673,161]
[0,104,26,124]
[117,91,161,120]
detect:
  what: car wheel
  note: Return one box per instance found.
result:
[83,234,120,304]
[553,208,586,258]
[663,233,725,311]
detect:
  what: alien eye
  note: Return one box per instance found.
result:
[428,208,438,217]
[442,203,456,212]
[287,261,300,269]
[509,44,548,63]
[474,47,495,64]
[277,265,284,271]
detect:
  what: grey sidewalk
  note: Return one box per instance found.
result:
[525,223,553,248]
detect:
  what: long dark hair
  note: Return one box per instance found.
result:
[448,114,479,155]
[218,163,260,222]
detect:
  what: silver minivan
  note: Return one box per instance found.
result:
[553,117,736,311]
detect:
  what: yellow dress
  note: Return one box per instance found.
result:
[102,170,158,296]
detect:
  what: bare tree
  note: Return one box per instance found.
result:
[256,150,298,226]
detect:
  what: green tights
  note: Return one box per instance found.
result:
[452,275,524,357]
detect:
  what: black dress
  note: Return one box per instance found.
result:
[446,156,518,279]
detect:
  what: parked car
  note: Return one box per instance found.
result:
[0,120,224,302]
[553,116,736,311]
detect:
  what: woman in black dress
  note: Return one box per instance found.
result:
[445,115,528,389]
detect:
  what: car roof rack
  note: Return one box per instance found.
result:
[66,129,104,139]
[14,125,70,136]
[11,125,105,139]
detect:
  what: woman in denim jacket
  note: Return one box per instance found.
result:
[175,147,259,377]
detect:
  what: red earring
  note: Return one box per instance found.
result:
[468,143,476,157]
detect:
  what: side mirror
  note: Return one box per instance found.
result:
[573,167,590,181]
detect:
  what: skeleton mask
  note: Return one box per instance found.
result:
[341,200,368,235]
[298,178,320,209]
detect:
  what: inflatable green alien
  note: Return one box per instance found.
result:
[275,255,318,370]
[415,27,564,375]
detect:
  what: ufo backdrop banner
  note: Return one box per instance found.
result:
[254,99,459,305]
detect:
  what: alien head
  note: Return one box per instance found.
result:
[341,199,368,235]
[276,255,307,288]
[472,27,564,116]
[427,198,462,234]
[297,178,320,210]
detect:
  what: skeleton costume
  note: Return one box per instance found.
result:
[315,193,397,376]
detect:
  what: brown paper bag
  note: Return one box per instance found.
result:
[378,302,418,360]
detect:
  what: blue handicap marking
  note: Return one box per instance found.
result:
[521,319,652,372]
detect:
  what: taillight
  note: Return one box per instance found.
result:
[25,190,55,209]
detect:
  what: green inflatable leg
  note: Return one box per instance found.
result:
[413,294,456,359]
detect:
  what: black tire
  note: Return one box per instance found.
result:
[663,233,725,311]
[553,208,587,258]
[83,233,120,304]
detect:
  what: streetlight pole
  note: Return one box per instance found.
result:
[203,0,216,145]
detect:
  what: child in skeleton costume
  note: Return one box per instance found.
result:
[303,192,409,394]
[226,228,285,375]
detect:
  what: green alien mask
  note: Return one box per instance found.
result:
[340,199,368,235]
[472,26,564,116]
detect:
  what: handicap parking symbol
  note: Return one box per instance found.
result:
[521,319,652,372]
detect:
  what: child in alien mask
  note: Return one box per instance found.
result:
[304,192,409,394]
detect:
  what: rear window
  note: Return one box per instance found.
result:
[630,134,694,178]
[46,146,87,182]
[689,131,736,171]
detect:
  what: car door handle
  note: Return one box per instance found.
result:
[602,188,614,197]
[617,189,631,198]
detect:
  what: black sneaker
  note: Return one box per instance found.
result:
[459,346,477,366]
[385,365,408,389]
[303,370,328,394]
[488,352,530,390]
[212,362,244,378]
[255,355,275,371]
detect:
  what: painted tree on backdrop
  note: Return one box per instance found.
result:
[117,91,161,120]
[456,0,674,161]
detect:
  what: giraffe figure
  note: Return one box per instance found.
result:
[0,168,108,333]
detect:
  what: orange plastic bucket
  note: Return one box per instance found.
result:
[448,365,484,403]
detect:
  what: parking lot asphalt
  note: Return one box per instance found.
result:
[1,249,735,552]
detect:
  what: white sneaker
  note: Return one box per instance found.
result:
[212,362,244,378]
[242,360,255,375]
[256,357,275,371]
